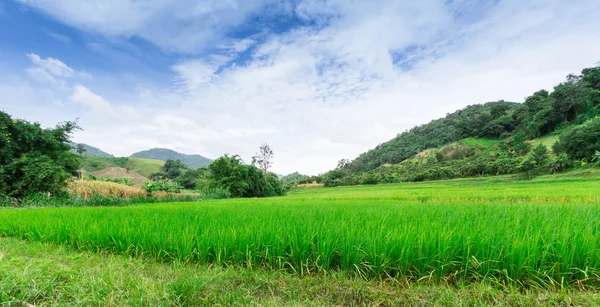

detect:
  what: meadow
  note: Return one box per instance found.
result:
[2,174,600,289]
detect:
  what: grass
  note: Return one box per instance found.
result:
[2,237,600,306]
[455,137,501,148]
[79,156,165,179]
[2,174,600,289]
[125,157,165,178]
[530,135,559,150]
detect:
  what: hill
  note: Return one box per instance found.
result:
[130,148,211,169]
[344,66,600,174]
[70,143,113,157]
[79,155,165,179]
[125,158,165,178]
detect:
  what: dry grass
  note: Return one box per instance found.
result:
[68,181,147,199]
[67,180,201,200]
[294,183,325,189]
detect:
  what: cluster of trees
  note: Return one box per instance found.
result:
[196,154,285,198]
[148,144,286,198]
[0,111,80,198]
[344,67,600,174]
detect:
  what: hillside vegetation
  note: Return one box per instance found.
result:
[131,148,211,169]
[321,66,600,186]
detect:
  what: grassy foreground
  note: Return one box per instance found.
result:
[2,172,600,289]
[2,237,600,306]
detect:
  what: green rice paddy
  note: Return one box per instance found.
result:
[2,175,600,288]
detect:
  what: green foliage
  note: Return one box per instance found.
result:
[549,154,573,173]
[142,181,181,193]
[529,144,550,169]
[554,117,600,161]
[0,111,80,198]
[280,172,309,189]
[200,155,285,198]
[82,175,133,186]
[176,169,200,189]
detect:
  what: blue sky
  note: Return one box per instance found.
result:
[1,0,600,174]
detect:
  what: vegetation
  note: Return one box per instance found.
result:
[68,142,114,157]
[5,238,600,306]
[130,148,211,169]
[333,67,600,184]
[198,155,285,198]
[0,111,80,198]
[2,174,600,288]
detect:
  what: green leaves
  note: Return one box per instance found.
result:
[0,111,80,198]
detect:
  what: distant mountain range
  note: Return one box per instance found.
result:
[69,142,114,158]
[130,148,212,169]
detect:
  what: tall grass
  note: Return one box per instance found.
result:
[1,176,600,287]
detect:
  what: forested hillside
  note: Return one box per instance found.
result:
[130,148,211,169]
[324,66,600,186]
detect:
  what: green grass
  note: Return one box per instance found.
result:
[125,157,165,178]
[530,135,559,150]
[79,155,128,172]
[2,237,600,306]
[2,174,600,289]
[79,156,164,178]
[455,137,501,148]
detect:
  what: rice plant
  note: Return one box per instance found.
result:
[1,176,600,288]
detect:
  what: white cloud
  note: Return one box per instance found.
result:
[17,0,284,53]
[5,0,600,174]
[26,53,92,86]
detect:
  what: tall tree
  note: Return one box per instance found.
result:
[76,144,87,156]
[252,143,274,176]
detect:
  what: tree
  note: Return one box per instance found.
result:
[252,143,274,176]
[76,144,87,156]
[0,111,80,198]
[529,144,550,169]
[203,155,285,198]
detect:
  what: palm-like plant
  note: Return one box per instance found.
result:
[592,150,600,166]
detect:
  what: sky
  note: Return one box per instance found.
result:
[1,0,599,175]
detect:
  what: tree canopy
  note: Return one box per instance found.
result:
[0,111,80,198]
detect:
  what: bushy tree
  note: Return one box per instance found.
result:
[201,155,285,198]
[553,118,600,160]
[0,111,80,198]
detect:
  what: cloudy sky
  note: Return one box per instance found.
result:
[1,0,599,174]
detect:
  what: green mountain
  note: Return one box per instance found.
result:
[130,148,212,169]
[70,143,114,157]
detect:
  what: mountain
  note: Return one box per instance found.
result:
[70,143,114,157]
[130,148,212,169]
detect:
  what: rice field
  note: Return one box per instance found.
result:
[2,175,600,288]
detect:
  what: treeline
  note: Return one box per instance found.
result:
[345,67,600,174]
